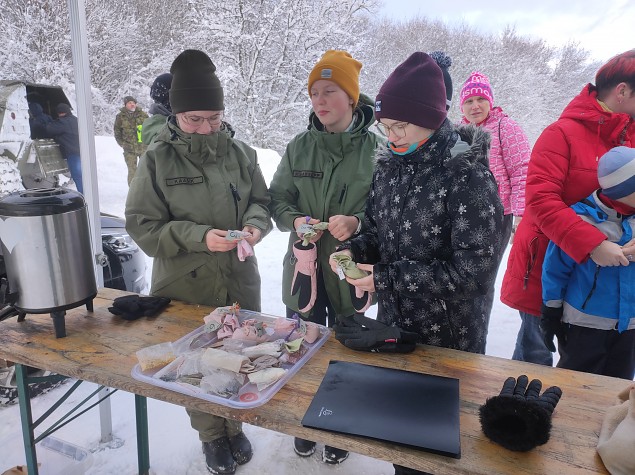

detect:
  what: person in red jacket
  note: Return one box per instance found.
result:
[501,49,635,366]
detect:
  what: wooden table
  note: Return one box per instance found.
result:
[0,287,625,474]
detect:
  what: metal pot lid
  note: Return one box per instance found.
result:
[0,188,85,216]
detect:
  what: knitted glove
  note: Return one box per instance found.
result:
[109,295,171,321]
[291,241,317,313]
[479,375,563,451]
[540,304,566,352]
[333,314,418,353]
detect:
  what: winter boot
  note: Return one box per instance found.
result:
[227,431,252,465]
[293,437,316,457]
[290,241,317,313]
[323,445,349,464]
[202,438,237,475]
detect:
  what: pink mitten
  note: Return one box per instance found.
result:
[291,241,317,313]
[237,239,254,261]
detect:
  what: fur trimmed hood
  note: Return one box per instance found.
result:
[375,119,491,171]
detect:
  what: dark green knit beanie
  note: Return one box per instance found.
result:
[169,49,224,114]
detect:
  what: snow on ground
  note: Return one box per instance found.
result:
[0,136,521,474]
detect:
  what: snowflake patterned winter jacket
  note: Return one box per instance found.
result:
[460,107,530,216]
[342,120,505,354]
[501,84,635,317]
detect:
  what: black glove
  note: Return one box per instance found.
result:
[540,304,566,352]
[479,375,563,452]
[333,314,419,353]
[108,295,171,321]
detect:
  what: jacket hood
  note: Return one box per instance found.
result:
[149,102,171,116]
[308,102,375,134]
[29,102,44,116]
[376,119,490,170]
[560,84,634,146]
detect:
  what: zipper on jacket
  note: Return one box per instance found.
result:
[581,265,601,310]
[523,237,538,290]
[229,183,241,227]
[338,184,347,204]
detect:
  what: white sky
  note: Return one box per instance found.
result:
[380,0,634,62]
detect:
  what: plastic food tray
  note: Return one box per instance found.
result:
[131,310,330,409]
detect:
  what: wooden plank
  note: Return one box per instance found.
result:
[0,288,623,474]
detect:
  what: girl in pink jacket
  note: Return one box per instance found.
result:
[459,71,531,330]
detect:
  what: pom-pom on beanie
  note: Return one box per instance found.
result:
[150,73,173,110]
[308,50,362,106]
[460,71,494,107]
[169,50,224,114]
[598,146,635,199]
[374,52,448,130]
[429,51,453,111]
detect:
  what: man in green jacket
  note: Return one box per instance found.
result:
[125,49,272,475]
[114,95,148,185]
[141,72,172,145]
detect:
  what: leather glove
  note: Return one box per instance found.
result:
[479,375,563,451]
[333,314,418,353]
[109,295,171,321]
[540,304,566,352]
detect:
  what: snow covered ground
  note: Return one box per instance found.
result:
[0,136,522,474]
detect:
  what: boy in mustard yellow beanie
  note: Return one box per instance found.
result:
[269,50,382,464]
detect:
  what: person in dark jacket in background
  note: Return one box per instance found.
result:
[28,102,52,139]
[329,53,504,475]
[142,72,172,145]
[45,103,82,194]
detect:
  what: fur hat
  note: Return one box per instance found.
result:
[169,49,224,114]
[374,52,447,130]
[598,146,635,199]
[123,95,137,105]
[308,50,362,106]
[460,71,494,108]
[150,73,173,110]
[55,103,72,115]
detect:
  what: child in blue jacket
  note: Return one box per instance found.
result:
[541,146,635,380]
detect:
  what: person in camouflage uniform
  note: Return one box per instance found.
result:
[114,96,148,185]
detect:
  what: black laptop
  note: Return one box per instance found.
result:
[301,360,461,458]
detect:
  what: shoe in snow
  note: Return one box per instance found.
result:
[227,431,252,465]
[293,437,316,457]
[203,438,236,475]
[323,445,349,464]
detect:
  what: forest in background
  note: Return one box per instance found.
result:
[0,0,600,152]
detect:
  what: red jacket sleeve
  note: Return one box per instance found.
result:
[525,125,606,263]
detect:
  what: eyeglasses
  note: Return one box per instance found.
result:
[180,112,224,128]
[376,121,410,138]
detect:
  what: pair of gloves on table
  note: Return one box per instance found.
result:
[334,314,418,353]
[108,295,171,321]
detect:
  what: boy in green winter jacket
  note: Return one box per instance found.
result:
[268,49,382,464]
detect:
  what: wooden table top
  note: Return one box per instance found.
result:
[0,287,625,474]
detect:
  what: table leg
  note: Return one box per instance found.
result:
[135,394,150,475]
[16,364,39,475]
